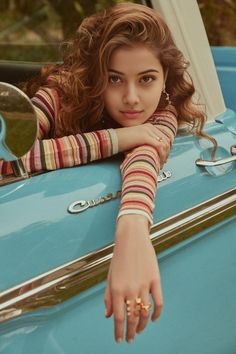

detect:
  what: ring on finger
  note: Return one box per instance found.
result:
[140,303,152,313]
[125,298,151,316]
[156,136,163,143]
[134,298,142,316]
[125,300,132,317]
[125,298,142,316]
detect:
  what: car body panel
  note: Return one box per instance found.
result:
[212,46,236,113]
[0,118,236,291]
[0,215,236,354]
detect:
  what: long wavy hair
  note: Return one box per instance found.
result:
[24,2,216,145]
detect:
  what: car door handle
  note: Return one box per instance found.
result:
[196,155,236,167]
[196,145,236,167]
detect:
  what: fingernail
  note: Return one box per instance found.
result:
[105,309,108,317]
[128,338,133,344]
[117,338,122,343]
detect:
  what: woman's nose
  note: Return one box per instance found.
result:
[123,85,140,106]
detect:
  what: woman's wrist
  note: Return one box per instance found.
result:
[115,127,133,152]
[115,214,150,241]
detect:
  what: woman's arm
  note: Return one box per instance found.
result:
[0,86,177,175]
[104,144,168,343]
[104,109,177,343]
[27,98,177,173]
[0,87,117,175]
[0,87,118,175]
[118,108,178,225]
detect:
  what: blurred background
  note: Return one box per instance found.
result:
[0,0,235,62]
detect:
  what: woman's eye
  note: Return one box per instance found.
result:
[108,75,121,84]
[140,76,155,84]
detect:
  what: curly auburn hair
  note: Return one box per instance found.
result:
[24,2,216,146]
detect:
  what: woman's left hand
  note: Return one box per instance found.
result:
[104,215,163,343]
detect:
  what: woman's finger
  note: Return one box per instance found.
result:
[152,134,171,164]
[154,142,168,167]
[150,280,163,322]
[112,293,126,343]
[125,298,139,343]
[136,292,151,334]
[104,284,113,318]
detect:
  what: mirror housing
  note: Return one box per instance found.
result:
[0,82,37,162]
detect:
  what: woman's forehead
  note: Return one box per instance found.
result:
[108,45,162,73]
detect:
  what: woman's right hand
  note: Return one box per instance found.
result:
[116,123,171,167]
[104,215,163,343]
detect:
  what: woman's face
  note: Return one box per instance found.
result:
[103,45,165,127]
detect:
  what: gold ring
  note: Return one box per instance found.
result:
[125,298,143,316]
[125,298,152,316]
[126,299,132,316]
[135,297,142,311]
[156,136,163,142]
[140,303,152,312]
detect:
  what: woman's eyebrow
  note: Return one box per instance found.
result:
[108,69,160,75]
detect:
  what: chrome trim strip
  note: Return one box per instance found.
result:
[0,188,236,324]
[0,171,44,187]
[0,174,27,186]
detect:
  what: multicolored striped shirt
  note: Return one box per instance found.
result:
[0,87,178,224]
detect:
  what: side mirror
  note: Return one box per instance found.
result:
[0,82,37,161]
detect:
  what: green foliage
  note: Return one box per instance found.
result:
[0,0,141,62]
[197,0,236,45]
[0,0,235,63]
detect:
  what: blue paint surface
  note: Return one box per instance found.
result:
[1,216,236,354]
[0,119,236,291]
[212,46,236,113]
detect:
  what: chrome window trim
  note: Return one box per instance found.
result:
[0,187,236,324]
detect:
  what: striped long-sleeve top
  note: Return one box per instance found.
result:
[0,87,178,224]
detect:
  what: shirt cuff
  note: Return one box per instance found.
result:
[117,209,153,226]
[107,129,119,155]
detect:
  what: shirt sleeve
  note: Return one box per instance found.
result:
[117,106,178,226]
[0,87,118,175]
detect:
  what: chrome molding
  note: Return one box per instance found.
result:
[0,174,28,187]
[0,188,236,324]
[0,171,42,187]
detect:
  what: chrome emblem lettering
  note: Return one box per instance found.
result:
[68,191,121,214]
[157,170,172,182]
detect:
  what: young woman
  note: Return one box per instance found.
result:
[0,2,215,344]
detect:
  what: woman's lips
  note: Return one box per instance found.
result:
[121,110,143,118]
